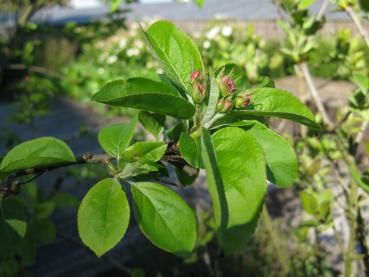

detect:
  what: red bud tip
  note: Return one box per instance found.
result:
[191,70,202,82]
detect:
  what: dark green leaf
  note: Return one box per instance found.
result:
[92,78,195,119]
[138,111,166,139]
[175,167,199,186]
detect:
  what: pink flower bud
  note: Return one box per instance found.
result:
[227,79,235,93]
[192,83,206,104]
[217,97,232,113]
[234,92,251,109]
[219,73,236,96]
[190,70,202,83]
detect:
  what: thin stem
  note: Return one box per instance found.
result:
[299,62,333,127]
[316,0,330,21]
[344,181,358,277]
[261,204,289,275]
[345,6,369,145]
[346,6,369,47]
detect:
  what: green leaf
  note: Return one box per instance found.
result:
[119,162,161,179]
[202,74,220,125]
[138,111,166,140]
[0,197,27,257]
[175,167,199,186]
[232,121,298,187]
[1,197,27,238]
[50,193,79,208]
[142,20,204,93]
[360,0,369,12]
[298,0,317,9]
[299,191,318,215]
[352,74,369,92]
[131,182,197,253]
[34,220,56,246]
[122,141,167,163]
[92,78,195,119]
[98,116,138,159]
[179,133,202,168]
[211,88,319,129]
[78,179,130,257]
[201,127,266,253]
[110,0,123,12]
[0,137,76,175]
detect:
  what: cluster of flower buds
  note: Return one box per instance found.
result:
[216,97,233,113]
[219,73,236,97]
[216,72,252,113]
[233,91,251,109]
[190,70,207,104]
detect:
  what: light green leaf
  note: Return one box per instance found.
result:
[0,137,76,175]
[143,20,204,93]
[78,179,130,257]
[122,141,167,163]
[92,78,195,119]
[131,182,197,253]
[232,120,298,187]
[138,111,166,140]
[98,117,138,158]
[298,0,317,9]
[352,74,369,92]
[300,191,318,215]
[202,74,220,125]
[211,88,319,129]
[201,127,266,253]
[179,133,201,169]
[119,162,160,179]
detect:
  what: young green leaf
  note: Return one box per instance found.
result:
[0,137,76,175]
[201,127,267,253]
[78,179,130,257]
[122,141,167,163]
[211,88,319,129]
[119,162,161,179]
[202,74,220,125]
[142,20,204,93]
[98,116,138,158]
[92,78,195,119]
[179,133,202,169]
[131,182,197,253]
[138,111,166,140]
[298,0,317,9]
[232,120,298,187]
